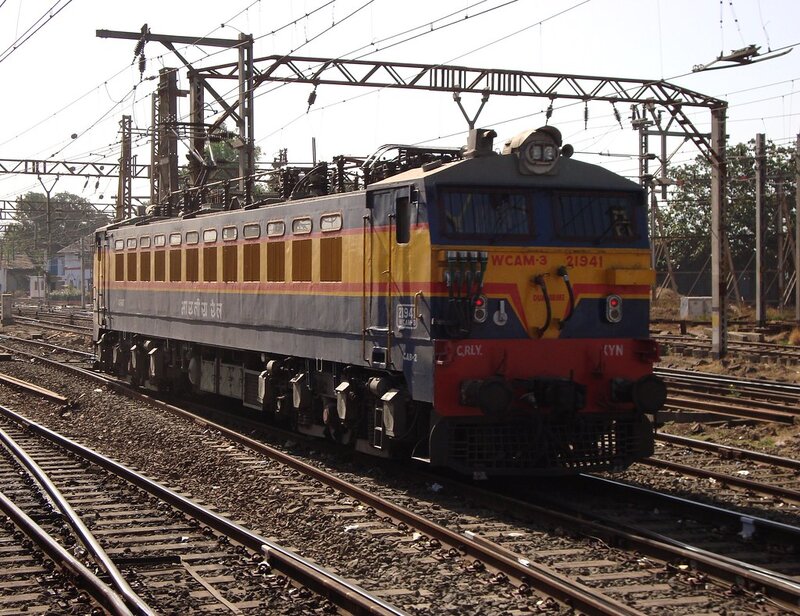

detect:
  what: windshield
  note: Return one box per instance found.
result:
[553,192,639,242]
[440,189,533,239]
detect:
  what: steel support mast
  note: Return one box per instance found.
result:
[94,37,733,355]
[796,134,800,323]
[754,133,766,327]
[97,28,256,206]
[195,54,732,357]
[116,115,132,222]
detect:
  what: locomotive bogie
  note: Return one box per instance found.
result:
[96,328,426,456]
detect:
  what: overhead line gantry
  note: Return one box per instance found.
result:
[97,29,731,357]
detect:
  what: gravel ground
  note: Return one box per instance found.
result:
[0,357,571,615]
[657,349,800,474]
[600,448,800,528]
[2,321,797,614]
[0,355,789,614]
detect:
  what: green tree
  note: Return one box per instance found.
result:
[179,128,268,205]
[1,191,111,268]
[182,127,263,185]
[660,139,797,277]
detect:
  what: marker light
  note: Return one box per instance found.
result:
[606,294,622,323]
[473,295,488,323]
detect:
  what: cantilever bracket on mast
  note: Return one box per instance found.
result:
[453,90,490,130]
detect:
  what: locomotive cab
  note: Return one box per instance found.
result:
[366,126,665,476]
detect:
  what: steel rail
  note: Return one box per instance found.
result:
[656,335,800,359]
[665,379,800,407]
[13,310,92,322]
[15,348,800,610]
[0,490,132,615]
[163,393,800,612]
[656,367,800,396]
[407,467,800,610]
[0,334,95,359]
[664,394,796,424]
[15,354,645,616]
[578,474,800,542]
[13,315,92,333]
[656,432,800,471]
[0,371,69,404]
[536,477,800,610]
[0,424,154,615]
[666,387,799,417]
[169,394,800,612]
[642,456,800,503]
[13,305,92,319]
[0,405,404,616]
[109,388,646,615]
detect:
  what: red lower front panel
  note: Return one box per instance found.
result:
[433,338,659,416]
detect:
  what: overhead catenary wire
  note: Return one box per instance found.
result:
[1,0,349,166]
[150,0,542,140]
[0,0,75,66]
[348,0,516,59]
[16,46,800,190]
[100,0,375,163]
[405,55,800,154]
[257,0,592,142]
[2,0,362,203]
[726,0,747,49]
[4,2,800,209]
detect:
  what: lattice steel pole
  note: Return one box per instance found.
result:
[116,115,132,222]
[796,134,800,323]
[710,106,728,358]
[154,68,179,216]
[37,175,58,306]
[755,133,766,326]
[188,72,205,192]
[237,34,255,204]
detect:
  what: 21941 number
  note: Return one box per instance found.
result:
[566,254,604,268]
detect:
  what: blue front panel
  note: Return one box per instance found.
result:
[425,185,648,250]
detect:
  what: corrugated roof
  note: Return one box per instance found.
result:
[0,253,36,270]
[57,234,94,255]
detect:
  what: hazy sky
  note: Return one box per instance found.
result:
[0,0,798,208]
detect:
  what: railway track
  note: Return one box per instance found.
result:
[0,402,400,615]
[658,366,800,403]
[12,303,92,323]
[0,332,95,362]
[0,484,130,614]
[1,356,648,615]
[655,367,800,424]
[183,396,800,612]
[655,332,800,364]
[540,473,800,575]
[11,315,92,336]
[1,348,798,612]
[1,322,796,606]
[656,432,800,471]
[647,432,800,504]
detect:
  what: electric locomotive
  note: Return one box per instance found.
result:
[94,126,665,477]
